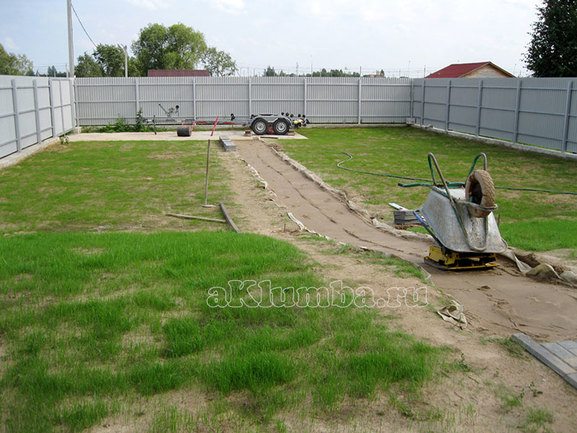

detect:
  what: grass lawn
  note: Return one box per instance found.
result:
[0,140,449,432]
[283,127,577,253]
[0,140,230,233]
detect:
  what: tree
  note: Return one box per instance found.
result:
[93,44,126,77]
[131,23,207,75]
[202,47,237,76]
[76,53,103,77]
[264,66,277,77]
[46,66,67,77]
[525,0,577,77]
[0,43,33,75]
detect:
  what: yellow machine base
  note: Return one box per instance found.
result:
[425,245,497,271]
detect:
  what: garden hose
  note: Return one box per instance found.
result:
[336,152,577,196]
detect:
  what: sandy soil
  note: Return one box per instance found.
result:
[215,144,577,433]
[230,138,577,342]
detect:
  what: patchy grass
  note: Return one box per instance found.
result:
[520,407,554,433]
[0,231,446,432]
[283,127,577,252]
[0,140,230,233]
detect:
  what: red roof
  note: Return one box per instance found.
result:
[426,62,514,78]
[147,69,210,77]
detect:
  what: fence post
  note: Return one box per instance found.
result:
[248,77,252,117]
[70,79,77,128]
[192,79,196,119]
[49,79,56,137]
[420,80,426,125]
[513,79,522,143]
[445,79,452,131]
[357,78,362,124]
[58,80,65,133]
[476,80,483,136]
[134,78,140,116]
[11,79,21,152]
[33,79,42,145]
[303,77,307,117]
[562,81,573,153]
[409,79,414,119]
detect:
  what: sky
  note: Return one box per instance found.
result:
[0,0,541,77]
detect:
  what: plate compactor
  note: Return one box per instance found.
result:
[414,153,507,271]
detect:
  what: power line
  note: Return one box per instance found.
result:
[71,2,98,49]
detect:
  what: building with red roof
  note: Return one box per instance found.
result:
[426,62,514,79]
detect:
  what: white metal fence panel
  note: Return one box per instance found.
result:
[75,77,412,126]
[0,76,74,160]
[412,78,577,154]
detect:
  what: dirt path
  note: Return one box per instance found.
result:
[219,146,577,433]
[232,139,577,341]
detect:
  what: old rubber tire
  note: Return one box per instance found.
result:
[251,118,267,135]
[272,119,289,135]
[465,169,496,218]
[176,126,191,137]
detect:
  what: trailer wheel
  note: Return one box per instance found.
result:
[273,119,289,135]
[465,169,496,218]
[251,118,268,135]
[176,126,191,137]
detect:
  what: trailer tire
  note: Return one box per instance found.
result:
[273,119,290,135]
[465,169,496,218]
[176,126,191,137]
[251,118,268,135]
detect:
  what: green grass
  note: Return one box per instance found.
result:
[284,127,577,252]
[0,140,229,233]
[0,231,446,432]
[520,407,554,433]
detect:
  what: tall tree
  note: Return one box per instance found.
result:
[93,44,126,77]
[525,0,577,77]
[202,47,237,76]
[131,23,207,75]
[0,43,33,75]
[76,53,103,77]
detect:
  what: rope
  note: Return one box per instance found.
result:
[336,152,577,196]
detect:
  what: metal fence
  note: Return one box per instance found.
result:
[75,77,412,126]
[412,78,577,153]
[0,76,74,159]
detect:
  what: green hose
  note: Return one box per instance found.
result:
[336,152,577,196]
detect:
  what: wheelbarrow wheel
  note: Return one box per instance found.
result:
[465,169,496,218]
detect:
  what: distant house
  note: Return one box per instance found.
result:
[147,69,211,77]
[426,62,515,79]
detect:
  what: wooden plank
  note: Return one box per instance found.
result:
[220,203,240,233]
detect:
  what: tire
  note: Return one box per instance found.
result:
[251,118,267,135]
[465,169,496,218]
[272,119,289,135]
[176,126,191,137]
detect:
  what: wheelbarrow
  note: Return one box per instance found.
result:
[413,153,508,270]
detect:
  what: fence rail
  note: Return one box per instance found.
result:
[0,76,74,159]
[412,78,577,154]
[75,77,412,126]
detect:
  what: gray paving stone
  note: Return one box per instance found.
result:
[513,333,577,390]
[559,340,577,356]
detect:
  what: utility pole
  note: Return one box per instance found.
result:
[67,0,74,78]
[119,44,128,77]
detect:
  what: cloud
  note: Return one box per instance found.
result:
[213,0,245,14]
[125,0,170,10]
[3,36,17,50]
